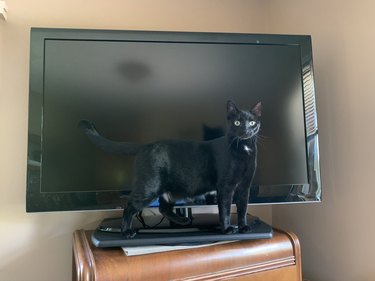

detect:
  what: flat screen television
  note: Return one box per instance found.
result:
[27,28,321,214]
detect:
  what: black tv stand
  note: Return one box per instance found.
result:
[92,214,273,247]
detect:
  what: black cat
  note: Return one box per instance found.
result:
[79,100,261,238]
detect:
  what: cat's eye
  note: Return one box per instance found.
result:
[234,120,241,126]
[249,121,256,126]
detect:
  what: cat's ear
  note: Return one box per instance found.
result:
[227,100,239,117]
[252,102,262,118]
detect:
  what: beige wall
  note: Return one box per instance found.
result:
[0,1,271,280]
[269,0,375,281]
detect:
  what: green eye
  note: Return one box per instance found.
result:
[234,120,241,126]
[249,121,256,126]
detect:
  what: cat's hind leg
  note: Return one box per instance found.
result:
[121,203,140,239]
[158,195,191,225]
[121,190,158,238]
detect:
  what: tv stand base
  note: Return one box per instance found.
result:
[92,215,273,247]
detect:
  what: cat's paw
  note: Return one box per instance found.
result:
[122,229,137,239]
[222,226,236,234]
[169,216,192,226]
[176,216,192,225]
[239,225,252,233]
[164,212,192,226]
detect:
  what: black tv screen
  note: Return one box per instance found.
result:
[27,28,321,211]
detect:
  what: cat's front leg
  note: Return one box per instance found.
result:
[235,182,252,233]
[217,185,236,234]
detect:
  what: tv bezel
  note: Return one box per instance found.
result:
[27,28,321,212]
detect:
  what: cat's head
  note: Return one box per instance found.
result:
[226,100,262,141]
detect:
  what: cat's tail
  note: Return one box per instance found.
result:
[78,120,142,155]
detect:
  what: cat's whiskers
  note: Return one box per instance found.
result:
[228,137,236,148]
[228,136,241,149]
[256,133,269,148]
[257,133,270,140]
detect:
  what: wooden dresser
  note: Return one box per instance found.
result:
[72,228,301,281]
